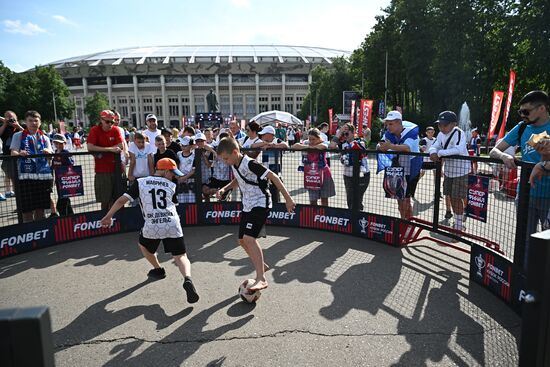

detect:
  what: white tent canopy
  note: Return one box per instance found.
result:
[251,110,303,126]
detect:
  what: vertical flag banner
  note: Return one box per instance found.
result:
[488,91,504,140]
[498,70,516,140]
[328,108,333,137]
[350,100,356,126]
[359,99,374,130]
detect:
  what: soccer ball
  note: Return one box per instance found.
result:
[238,278,261,303]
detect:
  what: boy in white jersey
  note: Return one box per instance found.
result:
[215,137,296,292]
[100,158,199,303]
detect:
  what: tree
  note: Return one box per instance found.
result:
[0,63,74,122]
[84,92,110,124]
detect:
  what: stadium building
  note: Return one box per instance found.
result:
[47,45,350,127]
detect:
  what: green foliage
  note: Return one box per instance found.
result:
[302,0,548,134]
[84,92,110,124]
[0,64,75,122]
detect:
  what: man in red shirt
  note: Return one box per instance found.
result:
[87,110,124,210]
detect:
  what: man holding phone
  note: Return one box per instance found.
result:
[0,110,23,200]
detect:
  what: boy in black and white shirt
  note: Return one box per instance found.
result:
[100,158,199,303]
[216,137,295,292]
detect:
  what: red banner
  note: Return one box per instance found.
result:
[350,100,356,127]
[498,70,516,139]
[488,91,504,140]
[328,108,333,137]
[359,99,374,136]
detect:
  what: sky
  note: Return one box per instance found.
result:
[0,0,390,72]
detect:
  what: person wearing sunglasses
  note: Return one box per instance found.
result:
[490,90,550,269]
[87,109,125,210]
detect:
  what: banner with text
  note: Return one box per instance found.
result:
[498,70,516,140]
[359,99,374,133]
[466,175,489,222]
[55,165,84,198]
[488,90,504,140]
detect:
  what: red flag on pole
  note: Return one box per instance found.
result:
[350,100,356,127]
[359,99,374,136]
[328,108,333,137]
[498,70,516,139]
[488,91,504,140]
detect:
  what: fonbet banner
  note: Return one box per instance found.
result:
[356,214,396,245]
[466,175,489,222]
[498,69,516,140]
[55,165,84,198]
[470,244,523,312]
[488,90,504,140]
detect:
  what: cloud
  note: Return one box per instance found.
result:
[229,0,251,8]
[2,19,46,35]
[52,15,77,26]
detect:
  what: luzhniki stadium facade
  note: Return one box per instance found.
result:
[48,45,350,127]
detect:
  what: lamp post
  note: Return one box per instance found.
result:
[52,92,58,122]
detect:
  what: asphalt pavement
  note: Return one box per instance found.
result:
[0,225,520,366]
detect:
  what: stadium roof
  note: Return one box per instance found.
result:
[48,45,351,68]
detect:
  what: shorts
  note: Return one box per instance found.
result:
[308,174,336,201]
[238,207,269,239]
[421,161,436,170]
[94,172,115,204]
[1,158,15,179]
[139,233,187,256]
[443,174,468,198]
[405,175,419,198]
[207,178,230,189]
[18,179,52,212]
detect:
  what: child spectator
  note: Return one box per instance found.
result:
[153,135,179,167]
[162,128,182,154]
[128,132,154,184]
[203,132,232,201]
[50,134,75,216]
[291,128,336,206]
[176,136,196,203]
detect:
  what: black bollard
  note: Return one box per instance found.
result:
[518,229,550,367]
[0,306,55,367]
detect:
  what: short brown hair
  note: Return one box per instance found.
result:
[155,135,165,143]
[308,128,321,138]
[217,137,239,155]
[343,122,355,132]
[134,132,145,141]
[25,110,41,119]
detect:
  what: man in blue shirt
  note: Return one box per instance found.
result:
[490,90,550,267]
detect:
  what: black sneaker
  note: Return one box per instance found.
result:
[220,188,232,201]
[183,279,199,303]
[444,211,453,219]
[147,267,166,280]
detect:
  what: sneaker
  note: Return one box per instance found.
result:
[147,267,166,280]
[444,211,453,219]
[4,191,15,198]
[183,278,200,303]
[220,188,232,201]
[0,194,5,202]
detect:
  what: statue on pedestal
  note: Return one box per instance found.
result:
[206,89,219,113]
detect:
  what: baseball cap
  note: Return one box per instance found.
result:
[435,111,458,124]
[156,158,184,176]
[178,136,194,146]
[100,110,115,122]
[146,114,157,122]
[259,125,276,135]
[194,132,206,141]
[384,111,402,121]
[52,133,66,143]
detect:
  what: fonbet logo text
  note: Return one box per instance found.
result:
[74,218,116,232]
[314,214,349,226]
[1,229,49,248]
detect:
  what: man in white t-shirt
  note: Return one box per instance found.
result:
[429,111,471,231]
[143,114,161,144]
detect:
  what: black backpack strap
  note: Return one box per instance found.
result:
[443,128,459,149]
[517,122,527,146]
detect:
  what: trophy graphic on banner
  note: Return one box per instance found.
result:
[359,217,368,234]
[475,254,486,278]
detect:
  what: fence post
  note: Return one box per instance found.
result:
[351,150,361,220]
[113,154,125,200]
[513,162,532,270]
[432,160,442,230]
[193,148,203,204]
[9,157,24,224]
[518,229,550,367]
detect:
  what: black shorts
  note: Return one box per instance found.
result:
[238,207,269,239]
[207,178,230,189]
[405,175,419,198]
[1,159,15,179]
[139,233,187,256]
[18,179,52,212]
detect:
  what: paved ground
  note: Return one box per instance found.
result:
[0,225,520,366]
